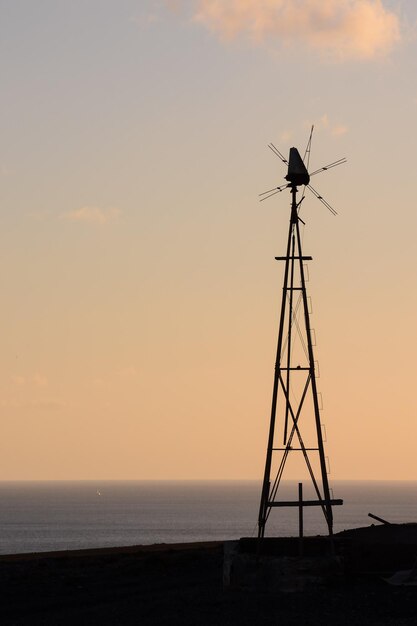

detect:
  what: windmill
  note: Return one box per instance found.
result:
[257,127,345,542]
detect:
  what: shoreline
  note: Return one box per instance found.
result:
[0,540,223,562]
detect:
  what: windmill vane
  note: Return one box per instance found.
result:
[285,147,310,187]
[260,127,346,214]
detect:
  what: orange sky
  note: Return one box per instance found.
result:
[0,0,416,481]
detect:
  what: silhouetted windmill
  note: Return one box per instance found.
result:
[258,127,345,542]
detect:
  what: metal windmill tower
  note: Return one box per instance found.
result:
[258,128,345,541]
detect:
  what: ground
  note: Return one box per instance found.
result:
[0,542,416,625]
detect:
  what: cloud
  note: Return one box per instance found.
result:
[309,114,348,137]
[11,375,25,386]
[90,368,139,390]
[30,399,64,410]
[130,12,160,29]
[193,0,401,61]
[131,1,184,29]
[33,374,48,388]
[28,209,52,222]
[332,124,348,137]
[0,398,65,410]
[280,130,293,143]
[164,0,185,15]
[11,373,48,387]
[0,165,12,177]
[117,367,139,379]
[61,206,121,225]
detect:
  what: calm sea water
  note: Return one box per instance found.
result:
[0,480,416,555]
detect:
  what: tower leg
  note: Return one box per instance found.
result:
[258,198,297,538]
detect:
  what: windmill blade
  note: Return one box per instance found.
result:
[310,157,347,177]
[303,125,314,170]
[307,184,338,216]
[268,143,288,164]
[259,183,289,197]
[260,186,289,202]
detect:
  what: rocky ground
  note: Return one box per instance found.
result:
[0,540,416,625]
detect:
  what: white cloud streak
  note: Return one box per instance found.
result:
[11,374,49,387]
[313,114,348,136]
[193,0,401,61]
[0,399,65,410]
[33,374,48,388]
[61,206,121,225]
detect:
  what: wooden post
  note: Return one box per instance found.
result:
[298,482,304,556]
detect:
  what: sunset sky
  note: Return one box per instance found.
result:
[1,0,417,481]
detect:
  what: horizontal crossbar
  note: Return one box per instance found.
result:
[272,446,319,452]
[275,256,312,261]
[268,499,343,508]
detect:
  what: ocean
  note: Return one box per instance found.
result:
[0,480,416,555]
